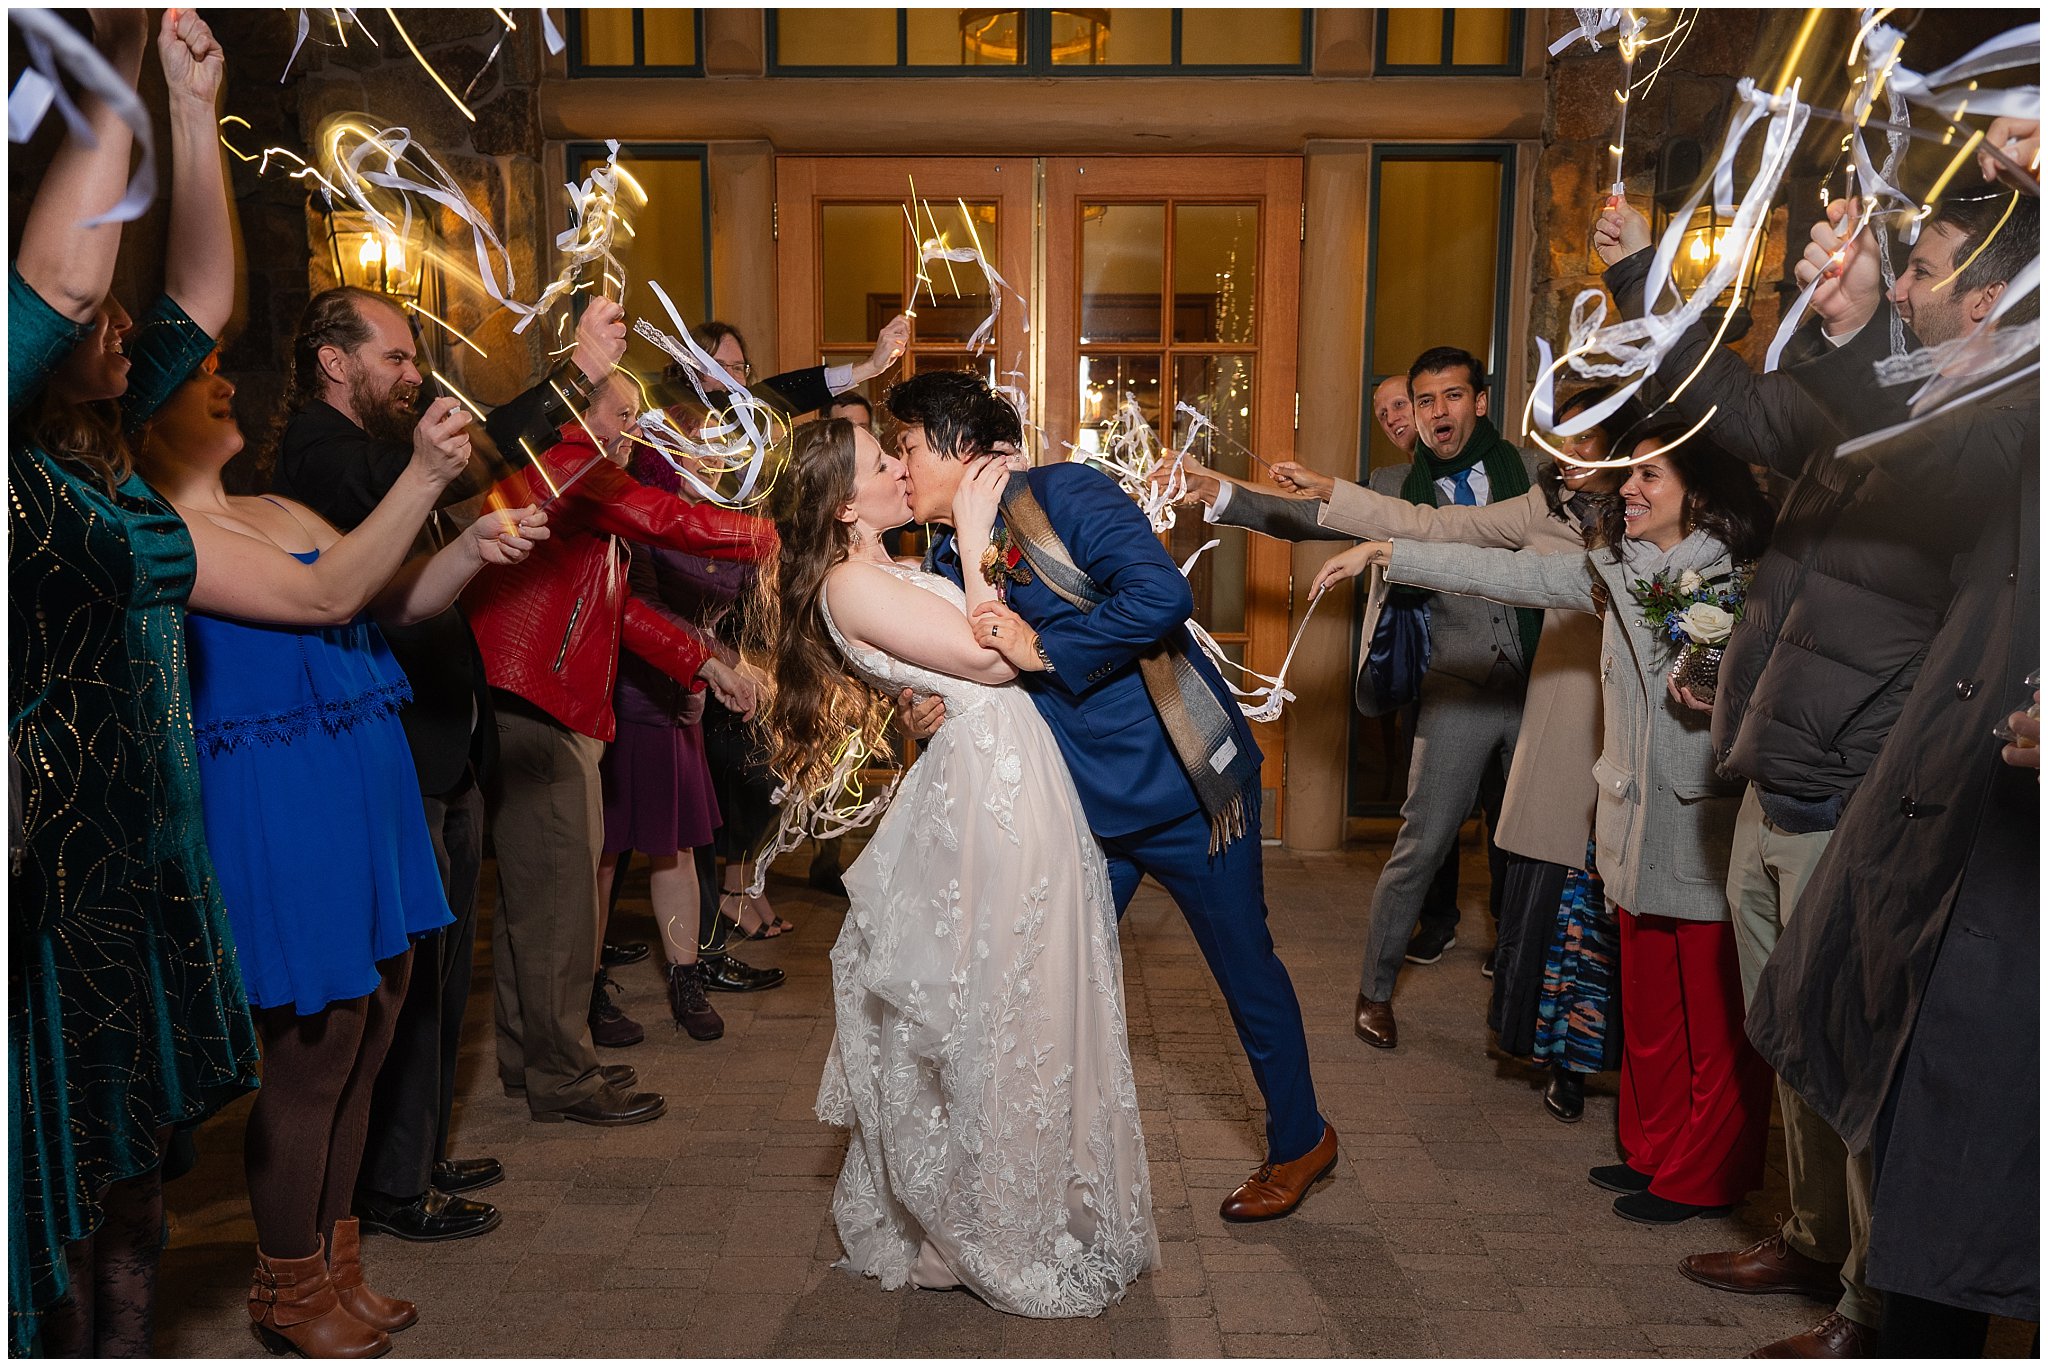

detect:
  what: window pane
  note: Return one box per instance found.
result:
[643,8,697,66]
[777,10,896,66]
[1042,9,1115,65]
[1055,8,1170,65]
[941,9,1025,65]
[1181,9,1302,66]
[1172,204,1258,344]
[909,201,998,344]
[578,9,636,66]
[821,204,906,346]
[1171,354,1255,633]
[1450,9,1512,66]
[1381,8,1444,66]
[1081,204,1165,344]
[581,152,706,375]
[1368,157,1502,469]
[1075,353,1162,455]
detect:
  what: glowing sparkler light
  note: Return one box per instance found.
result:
[385,10,474,122]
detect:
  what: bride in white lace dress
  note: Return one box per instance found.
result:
[758,419,1156,1318]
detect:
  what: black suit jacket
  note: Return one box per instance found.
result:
[268,384,555,794]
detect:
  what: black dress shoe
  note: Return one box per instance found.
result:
[534,1082,667,1126]
[1543,1069,1585,1123]
[355,1188,502,1241]
[1588,1162,1655,1195]
[1613,1190,1734,1225]
[700,952,785,993]
[502,1063,638,1098]
[431,1157,503,1194]
[601,938,650,968]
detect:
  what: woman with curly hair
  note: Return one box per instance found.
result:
[755,417,1154,1317]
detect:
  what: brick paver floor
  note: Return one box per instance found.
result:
[155,837,2031,1357]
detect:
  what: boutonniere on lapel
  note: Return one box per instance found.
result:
[978,527,1034,599]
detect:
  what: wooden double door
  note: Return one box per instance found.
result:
[776,155,1302,831]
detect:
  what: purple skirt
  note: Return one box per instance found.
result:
[602,718,722,856]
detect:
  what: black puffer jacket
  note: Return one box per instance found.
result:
[1602,249,1919,822]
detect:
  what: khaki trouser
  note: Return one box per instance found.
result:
[488,698,606,1115]
[1727,784,1880,1329]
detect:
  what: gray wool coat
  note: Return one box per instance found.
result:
[1386,531,1745,922]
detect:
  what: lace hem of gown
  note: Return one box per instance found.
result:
[194,677,413,756]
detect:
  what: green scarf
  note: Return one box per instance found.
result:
[1398,416,1543,671]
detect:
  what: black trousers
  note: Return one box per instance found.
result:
[356,773,484,1200]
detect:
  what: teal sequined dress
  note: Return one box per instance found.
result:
[8,274,260,1353]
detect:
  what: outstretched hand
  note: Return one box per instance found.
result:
[468,504,549,567]
[1795,197,1882,338]
[1270,462,1333,500]
[571,296,628,383]
[410,397,474,486]
[1309,540,1388,598]
[158,8,223,108]
[1592,197,1653,267]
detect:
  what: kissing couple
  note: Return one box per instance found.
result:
[755,370,1337,1317]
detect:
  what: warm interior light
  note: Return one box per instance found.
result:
[1688,235,1711,263]
[358,235,383,270]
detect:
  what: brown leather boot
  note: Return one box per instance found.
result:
[328,1217,418,1333]
[248,1239,391,1358]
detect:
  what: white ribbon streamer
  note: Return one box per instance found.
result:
[1552,8,1623,56]
[1174,539,1332,723]
[8,9,157,225]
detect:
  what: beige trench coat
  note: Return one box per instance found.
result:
[1319,478,1603,869]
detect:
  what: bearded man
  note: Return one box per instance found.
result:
[269,286,627,1240]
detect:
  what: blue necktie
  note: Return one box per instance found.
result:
[1450,468,1478,506]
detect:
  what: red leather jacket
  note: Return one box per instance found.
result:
[463,429,775,741]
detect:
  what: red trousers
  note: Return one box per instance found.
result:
[1616,909,1772,1206]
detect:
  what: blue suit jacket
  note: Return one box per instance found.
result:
[929,461,1261,839]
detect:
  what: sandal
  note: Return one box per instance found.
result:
[720,891,794,940]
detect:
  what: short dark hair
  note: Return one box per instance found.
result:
[1557,383,1645,444]
[1928,190,2039,323]
[883,370,1021,460]
[1408,346,1486,393]
[828,392,874,418]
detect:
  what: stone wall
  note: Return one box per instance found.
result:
[1531,9,1787,378]
[205,10,550,481]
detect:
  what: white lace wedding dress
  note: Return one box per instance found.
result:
[814,562,1158,1317]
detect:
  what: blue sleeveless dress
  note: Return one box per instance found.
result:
[186,549,451,1015]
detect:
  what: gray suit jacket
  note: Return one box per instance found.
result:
[1212,463,1535,717]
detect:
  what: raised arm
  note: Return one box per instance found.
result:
[15,10,149,322]
[183,399,475,625]
[824,562,1017,686]
[158,9,236,337]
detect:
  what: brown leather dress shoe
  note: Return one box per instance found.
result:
[1747,1311,1878,1358]
[1354,994,1397,1049]
[1680,1232,1844,1299]
[1219,1124,1339,1222]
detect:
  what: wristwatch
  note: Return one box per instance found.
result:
[1034,638,1056,674]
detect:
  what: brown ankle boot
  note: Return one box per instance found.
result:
[248,1239,390,1358]
[328,1217,418,1333]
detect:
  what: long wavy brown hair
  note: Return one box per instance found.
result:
[32,390,129,492]
[754,418,896,804]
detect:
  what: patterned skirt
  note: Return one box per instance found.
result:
[1532,839,1621,1073]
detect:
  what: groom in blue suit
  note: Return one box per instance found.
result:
[887,371,1337,1220]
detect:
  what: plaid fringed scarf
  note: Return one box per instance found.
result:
[999,477,1258,854]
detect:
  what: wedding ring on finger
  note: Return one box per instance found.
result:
[991,624,1000,638]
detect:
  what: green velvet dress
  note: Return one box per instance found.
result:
[8,274,260,1354]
